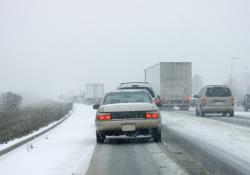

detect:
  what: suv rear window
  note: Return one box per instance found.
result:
[119,87,155,98]
[205,87,232,97]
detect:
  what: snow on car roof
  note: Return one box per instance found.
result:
[119,82,152,88]
[205,85,230,88]
[108,89,151,93]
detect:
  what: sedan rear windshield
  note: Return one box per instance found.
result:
[103,91,152,104]
[119,87,155,97]
[205,87,232,97]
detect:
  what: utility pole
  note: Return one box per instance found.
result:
[230,57,240,90]
[242,66,249,94]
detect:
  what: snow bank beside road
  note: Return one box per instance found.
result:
[162,111,250,165]
[0,104,96,175]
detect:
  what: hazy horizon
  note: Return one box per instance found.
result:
[1,0,250,98]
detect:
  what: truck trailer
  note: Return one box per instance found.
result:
[85,83,104,105]
[145,62,192,110]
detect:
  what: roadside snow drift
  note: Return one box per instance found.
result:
[0,104,96,175]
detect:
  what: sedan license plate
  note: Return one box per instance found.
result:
[122,124,135,131]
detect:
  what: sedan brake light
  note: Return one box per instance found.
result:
[97,113,112,120]
[146,112,159,119]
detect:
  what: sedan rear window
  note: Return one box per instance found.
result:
[205,87,232,97]
[103,91,152,104]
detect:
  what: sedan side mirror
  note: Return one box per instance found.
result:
[93,104,100,109]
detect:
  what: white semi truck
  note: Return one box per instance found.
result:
[145,62,192,110]
[85,83,104,104]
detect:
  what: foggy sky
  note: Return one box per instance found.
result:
[0,0,250,98]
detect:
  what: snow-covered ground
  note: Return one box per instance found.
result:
[161,111,250,165]
[0,104,96,175]
[235,111,250,117]
[1,103,250,175]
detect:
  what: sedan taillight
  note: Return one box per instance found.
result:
[97,113,112,120]
[146,112,159,119]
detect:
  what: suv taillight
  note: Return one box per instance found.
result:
[97,113,112,120]
[201,96,207,106]
[146,112,159,119]
[230,96,235,106]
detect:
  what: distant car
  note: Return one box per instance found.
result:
[194,85,234,117]
[93,90,162,143]
[117,82,161,107]
[243,94,250,111]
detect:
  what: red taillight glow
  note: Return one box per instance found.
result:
[97,114,111,120]
[154,99,161,104]
[201,96,207,106]
[230,96,235,106]
[146,112,159,119]
[183,96,192,101]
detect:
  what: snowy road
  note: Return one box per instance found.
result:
[170,109,250,128]
[85,138,188,175]
[85,109,250,175]
[1,105,250,175]
[161,110,250,175]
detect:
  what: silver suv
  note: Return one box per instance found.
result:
[195,85,234,117]
[93,90,161,143]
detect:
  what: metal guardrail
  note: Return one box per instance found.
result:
[0,112,71,157]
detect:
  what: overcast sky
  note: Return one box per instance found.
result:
[0,0,250,97]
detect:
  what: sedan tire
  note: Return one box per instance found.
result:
[152,129,161,142]
[96,132,105,144]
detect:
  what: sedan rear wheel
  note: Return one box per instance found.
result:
[152,129,161,142]
[96,132,105,144]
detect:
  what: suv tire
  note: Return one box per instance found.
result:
[244,106,248,112]
[229,111,234,117]
[222,112,227,116]
[201,111,205,117]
